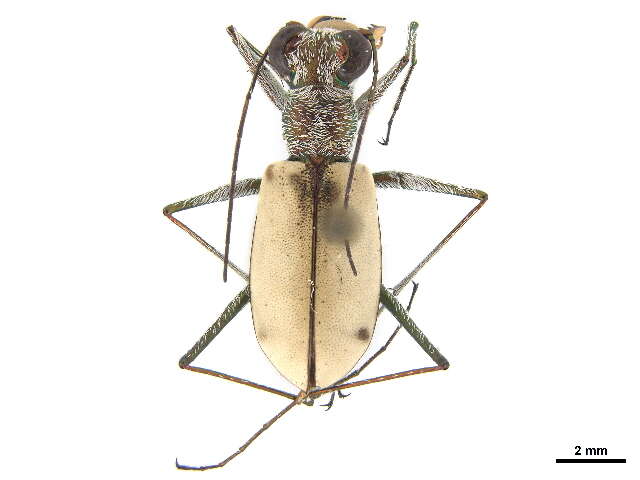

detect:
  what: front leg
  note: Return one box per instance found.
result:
[355,21,418,119]
[227,26,288,111]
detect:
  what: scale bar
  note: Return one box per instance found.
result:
[556,458,626,464]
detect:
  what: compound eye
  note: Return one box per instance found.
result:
[336,30,372,83]
[268,22,308,78]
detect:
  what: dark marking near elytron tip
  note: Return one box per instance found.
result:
[356,327,370,341]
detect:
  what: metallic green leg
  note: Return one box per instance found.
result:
[179,285,297,400]
[163,178,261,281]
[179,286,250,367]
[311,175,486,396]
[165,178,298,401]
[309,282,444,398]
[373,171,488,296]
[163,178,261,216]
[327,282,420,391]
[379,284,449,368]
[176,288,299,470]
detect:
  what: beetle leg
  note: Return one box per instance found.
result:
[355,21,418,119]
[178,285,297,401]
[320,391,336,411]
[310,172,488,397]
[372,171,488,296]
[310,282,449,397]
[177,394,302,470]
[227,26,288,111]
[377,25,417,146]
[163,178,261,281]
[319,389,351,411]
[327,282,420,388]
[378,285,449,368]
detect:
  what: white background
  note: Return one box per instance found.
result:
[1,1,638,479]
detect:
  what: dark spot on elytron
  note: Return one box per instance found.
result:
[265,164,274,181]
[324,206,361,243]
[356,327,370,341]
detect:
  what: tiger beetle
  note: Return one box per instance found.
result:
[163,15,488,470]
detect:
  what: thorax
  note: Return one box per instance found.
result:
[282,86,358,158]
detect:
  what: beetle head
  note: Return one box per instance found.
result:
[268,17,385,89]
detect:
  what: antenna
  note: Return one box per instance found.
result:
[343,34,378,276]
[222,47,270,282]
